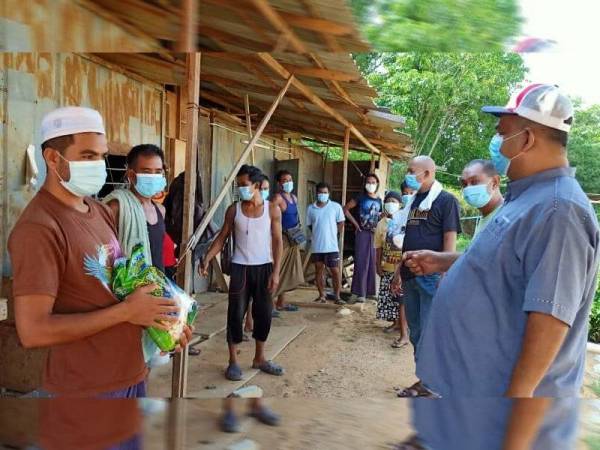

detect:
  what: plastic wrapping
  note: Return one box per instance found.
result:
[111,244,198,352]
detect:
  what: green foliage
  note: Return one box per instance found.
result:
[363,53,527,181]
[590,293,600,344]
[302,139,371,161]
[350,0,522,52]
[569,103,600,194]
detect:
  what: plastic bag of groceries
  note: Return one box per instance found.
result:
[111,244,198,352]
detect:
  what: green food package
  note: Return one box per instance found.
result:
[111,244,198,352]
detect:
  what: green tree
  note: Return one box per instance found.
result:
[350,0,522,52]
[363,53,527,188]
[568,102,600,194]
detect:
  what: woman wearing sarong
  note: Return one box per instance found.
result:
[271,170,305,313]
[343,173,382,303]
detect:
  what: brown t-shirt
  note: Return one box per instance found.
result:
[8,189,146,396]
[39,398,141,450]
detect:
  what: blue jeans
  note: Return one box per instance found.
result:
[403,277,435,361]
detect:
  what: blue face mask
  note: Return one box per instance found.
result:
[238,186,254,201]
[282,181,294,193]
[404,173,422,191]
[402,194,412,206]
[260,189,269,201]
[489,131,527,177]
[463,184,492,208]
[135,173,166,198]
[317,193,329,203]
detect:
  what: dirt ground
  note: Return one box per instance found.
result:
[249,288,416,399]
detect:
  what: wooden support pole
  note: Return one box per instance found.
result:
[167,399,186,450]
[172,52,201,399]
[370,150,376,173]
[339,127,350,272]
[177,0,197,52]
[245,94,255,165]
[180,75,295,259]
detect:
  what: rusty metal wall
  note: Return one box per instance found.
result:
[1,0,157,52]
[0,53,164,278]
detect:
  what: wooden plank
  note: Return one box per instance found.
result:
[281,64,361,82]
[189,299,228,345]
[180,75,294,259]
[200,90,244,113]
[166,90,178,138]
[257,53,382,157]
[278,11,353,36]
[0,299,7,322]
[172,51,201,399]
[148,325,306,398]
[201,26,273,52]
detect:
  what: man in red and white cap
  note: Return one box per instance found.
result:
[398,84,600,449]
[8,106,191,397]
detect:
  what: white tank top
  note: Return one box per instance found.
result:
[232,200,273,265]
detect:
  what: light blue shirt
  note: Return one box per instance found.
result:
[414,167,599,449]
[306,201,345,254]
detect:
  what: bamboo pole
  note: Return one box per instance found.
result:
[172,51,201,399]
[245,94,255,165]
[179,75,295,260]
[339,127,350,273]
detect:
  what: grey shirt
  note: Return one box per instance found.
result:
[417,167,600,397]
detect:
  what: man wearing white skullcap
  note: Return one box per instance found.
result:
[7,106,191,397]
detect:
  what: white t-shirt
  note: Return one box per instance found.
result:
[306,201,345,253]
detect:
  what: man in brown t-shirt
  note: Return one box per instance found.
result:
[8,106,191,397]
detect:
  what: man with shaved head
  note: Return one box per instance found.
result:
[393,154,461,398]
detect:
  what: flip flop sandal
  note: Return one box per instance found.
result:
[391,338,409,349]
[271,310,282,318]
[242,333,250,342]
[314,297,327,303]
[220,410,241,433]
[252,360,285,376]
[225,363,243,381]
[278,304,299,312]
[396,382,435,398]
[390,435,426,450]
[335,298,346,305]
[188,347,202,356]
[249,406,281,426]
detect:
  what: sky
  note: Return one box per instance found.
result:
[518,0,600,105]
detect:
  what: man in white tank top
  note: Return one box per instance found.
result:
[201,165,284,382]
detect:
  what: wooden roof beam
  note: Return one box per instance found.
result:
[297,0,343,52]
[248,0,308,54]
[278,11,353,37]
[257,53,382,156]
[200,73,369,112]
[201,0,274,45]
[200,91,244,114]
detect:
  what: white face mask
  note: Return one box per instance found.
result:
[56,154,107,197]
[384,202,400,215]
[365,183,377,194]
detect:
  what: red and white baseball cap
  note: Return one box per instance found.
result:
[482,83,574,132]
